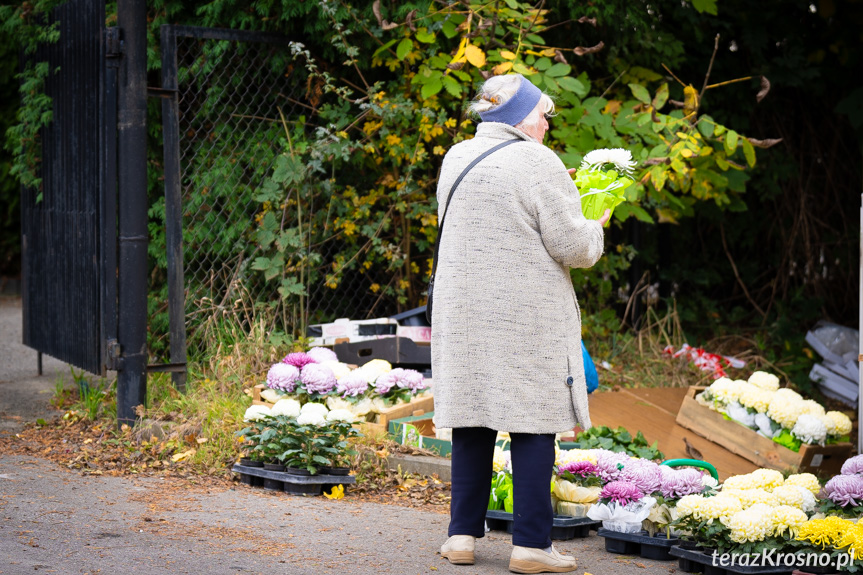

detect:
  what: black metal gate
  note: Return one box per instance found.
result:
[21,0,112,376]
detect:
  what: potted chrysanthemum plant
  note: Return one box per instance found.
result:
[553,457,603,518]
[573,148,635,224]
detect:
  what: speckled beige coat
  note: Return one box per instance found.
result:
[430,122,604,434]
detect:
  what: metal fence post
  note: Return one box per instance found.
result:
[116,0,148,426]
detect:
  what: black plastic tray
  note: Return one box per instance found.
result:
[485,509,599,540]
[669,545,799,575]
[597,528,680,561]
[232,464,355,496]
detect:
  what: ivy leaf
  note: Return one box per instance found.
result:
[545,62,571,77]
[421,77,443,99]
[396,38,413,60]
[628,83,652,105]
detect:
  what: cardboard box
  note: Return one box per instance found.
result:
[675,386,852,476]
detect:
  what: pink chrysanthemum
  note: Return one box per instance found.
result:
[620,459,662,495]
[658,466,705,499]
[300,363,337,395]
[374,368,426,395]
[600,481,644,505]
[822,474,863,507]
[283,352,316,368]
[595,451,630,482]
[266,363,300,392]
[336,372,369,398]
[558,460,598,478]
[841,454,863,476]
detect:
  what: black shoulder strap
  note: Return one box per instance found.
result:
[429,139,520,281]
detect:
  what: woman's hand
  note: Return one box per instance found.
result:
[597,209,612,227]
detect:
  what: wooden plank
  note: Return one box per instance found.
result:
[623,387,689,417]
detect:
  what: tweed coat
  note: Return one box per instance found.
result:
[430,122,604,434]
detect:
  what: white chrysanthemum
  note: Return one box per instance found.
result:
[323,361,353,380]
[800,399,826,417]
[702,494,744,521]
[360,359,392,382]
[774,388,803,402]
[770,505,808,537]
[754,412,777,437]
[748,371,780,392]
[739,387,774,414]
[300,402,329,416]
[555,449,598,466]
[580,148,637,176]
[270,398,301,418]
[771,485,806,509]
[792,413,828,445]
[350,397,374,417]
[784,473,821,496]
[260,388,285,404]
[767,396,805,429]
[750,468,785,491]
[326,408,355,423]
[326,396,353,412]
[701,475,719,490]
[827,411,852,436]
[243,404,271,422]
[675,495,706,519]
[723,488,777,508]
[296,411,327,426]
[727,508,773,543]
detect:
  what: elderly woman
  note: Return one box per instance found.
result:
[432,74,609,573]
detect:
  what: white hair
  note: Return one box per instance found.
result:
[469,74,555,129]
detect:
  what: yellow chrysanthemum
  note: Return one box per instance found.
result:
[748,371,781,391]
[838,522,863,561]
[770,505,808,537]
[708,378,746,404]
[723,488,778,508]
[555,449,598,466]
[797,516,855,548]
[492,446,509,473]
[738,387,774,413]
[771,485,806,509]
[750,468,785,491]
[827,411,853,436]
[723,474,757,491]
[775,388,804,402]
[800,399,826,417]
[702,494,744,521]
[727,507,773,543]
[674,494,705,519]
[785,473,821,496]
[767,396,805,429]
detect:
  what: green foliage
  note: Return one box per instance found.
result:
[576,425,664,460]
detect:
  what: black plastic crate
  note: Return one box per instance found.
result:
[597,528,681,561]
[485,510,599,540]
[232,464,354,497]
[669,545,799,575]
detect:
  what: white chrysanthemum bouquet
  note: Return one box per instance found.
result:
[574,148,636,224]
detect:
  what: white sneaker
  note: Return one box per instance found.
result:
[440,535,476,565]
[509,545,577,573]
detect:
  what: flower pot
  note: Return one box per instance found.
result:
[239,458,264,467]
[285,466,314,476]
[283,482,323,496]
[319,466,351,476]
[239,473,255,486]
[262,478,284,491]
[263,463,286,472]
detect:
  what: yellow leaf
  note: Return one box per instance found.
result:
[171,449,196,463]
[464,44,486,67]
[539,48,557,57]
[680,148,693,158]
[324,484,345,500]
[602,100,622,115]
[196,437,209,444]
[500,50,517,60]
[493,62,513,75]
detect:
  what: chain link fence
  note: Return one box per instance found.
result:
[151,31,391,362]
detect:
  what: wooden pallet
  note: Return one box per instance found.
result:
[675,386,853,476]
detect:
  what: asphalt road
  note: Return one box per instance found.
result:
[0,298,677,575]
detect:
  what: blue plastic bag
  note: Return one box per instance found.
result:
[582,341,599,394]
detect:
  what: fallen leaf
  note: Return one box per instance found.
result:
[171,449,196,463]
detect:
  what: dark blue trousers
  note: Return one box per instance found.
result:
[448,426,555,549]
